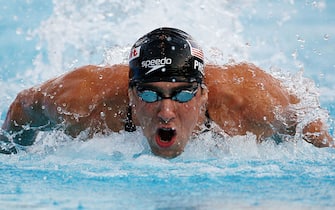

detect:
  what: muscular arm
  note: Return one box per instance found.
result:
[205,63,297,139]
[0,87,52,154]
[1,62,333,154]
[205,63,334,147]
[1,64,130,152]
[1,87,53,146]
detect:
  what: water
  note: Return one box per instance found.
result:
[1,0,335,209]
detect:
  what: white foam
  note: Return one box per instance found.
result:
[2,2,335,209]
[0,0,333,161]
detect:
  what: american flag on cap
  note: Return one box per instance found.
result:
[187,40,204,61]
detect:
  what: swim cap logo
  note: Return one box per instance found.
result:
[129,46,141,61]
[194,60,204,75]
[141,57,172,75]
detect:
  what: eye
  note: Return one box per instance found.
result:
[173,90,195,103]
[138,90,159,103]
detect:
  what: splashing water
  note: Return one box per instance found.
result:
[1,0,335,209]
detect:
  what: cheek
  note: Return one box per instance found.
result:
[179,102,201,124]
[133,101,157,124]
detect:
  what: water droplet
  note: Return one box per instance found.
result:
[57,107,62,112]
[161,68,166,72]
[99,75,103,79]
[313,49,322,56]
[16,28,22,35]
[319,73,324,78]
[296,35,305,43]
[323,34,329,40]
[100,112,106,119]
[35,43,42,51]
[291,50,298,59]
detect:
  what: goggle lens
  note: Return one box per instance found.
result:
[136,85,199,103]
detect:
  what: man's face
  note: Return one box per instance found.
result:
[130,82,208,158]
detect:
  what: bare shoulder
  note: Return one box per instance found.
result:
[35,64,128,113]
[19,65,129,133]
[2,64,130,141]
[205,62,298,105]
[205,62,283,87]
[205,62,299,138]
[39,64,129,98]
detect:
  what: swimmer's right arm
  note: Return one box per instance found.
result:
[0,65,130,154]
[0,88,53,151]
[0,65,98,154]
[0,87,55,154]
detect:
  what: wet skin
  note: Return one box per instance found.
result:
[129,82,208,158]
[1,63,333,157]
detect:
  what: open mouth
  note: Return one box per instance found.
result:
[155,127,177,148]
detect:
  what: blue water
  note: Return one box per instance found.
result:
[1,0,335,209]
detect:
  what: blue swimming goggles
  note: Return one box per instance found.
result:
[136,83,199,103]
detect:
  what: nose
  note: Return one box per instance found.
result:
[157,99,176,124]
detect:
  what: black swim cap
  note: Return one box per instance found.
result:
[129,27,204,86]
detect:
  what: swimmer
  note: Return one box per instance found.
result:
[0,27,333,157]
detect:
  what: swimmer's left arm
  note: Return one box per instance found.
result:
[302,119,334,147]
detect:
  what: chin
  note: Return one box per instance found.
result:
[151,147,184,159]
